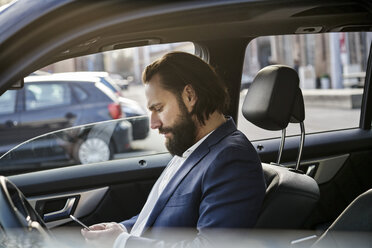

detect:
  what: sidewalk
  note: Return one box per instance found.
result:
[302,89,363,109]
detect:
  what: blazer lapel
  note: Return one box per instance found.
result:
[143,144,209,232]
[142,117,237,233]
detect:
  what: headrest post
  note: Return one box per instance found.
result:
[277,129,286,164]
[295,122,305,171]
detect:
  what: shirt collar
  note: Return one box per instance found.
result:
[181,130,214,158]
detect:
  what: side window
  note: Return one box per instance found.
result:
[239,32,371,140]
[0,42,194,175]
[0,90,17,115]
[42,42,194,156]
[72,85,88,102]
[25,83,72,110]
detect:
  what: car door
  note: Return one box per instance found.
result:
[9,152,170,228]
[18,82,82,141]
[235,34,372,230]
[5,41,194,229]
[0,89,21,155]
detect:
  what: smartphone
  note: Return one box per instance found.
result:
[69,215,91,230]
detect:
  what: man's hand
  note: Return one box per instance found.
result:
[81,222,126,248]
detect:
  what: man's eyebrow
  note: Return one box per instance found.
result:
[148,103,162,110]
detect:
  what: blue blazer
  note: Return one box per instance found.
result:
[121,117,266,246]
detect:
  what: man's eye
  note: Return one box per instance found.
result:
[155,107,162,112]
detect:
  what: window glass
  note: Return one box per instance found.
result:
[238,32,371,141]
[0,42,194,175]
[0,90,16,115]
[105,43,195,155]
[25,83,72,110]
[72,85,88,102]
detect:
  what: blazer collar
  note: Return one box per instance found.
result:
[143,117,237,233]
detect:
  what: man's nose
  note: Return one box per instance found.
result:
[150,113,161,129]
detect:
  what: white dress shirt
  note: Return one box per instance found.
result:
[114,132,212,248]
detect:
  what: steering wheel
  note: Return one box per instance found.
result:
[0,176,49,238]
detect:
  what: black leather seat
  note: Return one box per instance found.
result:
[257,163,320,229]
[242,65,320,229]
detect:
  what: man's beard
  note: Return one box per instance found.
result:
[159,102,197,156]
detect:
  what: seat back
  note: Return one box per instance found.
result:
[242,65,320,229]
[255,163,319,229]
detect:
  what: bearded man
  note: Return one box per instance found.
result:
[82,51,266,247]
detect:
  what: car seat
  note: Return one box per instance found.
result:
[242,65,320,229]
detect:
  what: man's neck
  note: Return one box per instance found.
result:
[194,112,226,142]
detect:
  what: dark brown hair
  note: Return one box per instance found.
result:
[142,51,229,125]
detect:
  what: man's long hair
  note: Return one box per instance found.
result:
[142,51,230,125]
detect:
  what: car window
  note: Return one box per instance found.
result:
[0,90,16,115]
[72,85,88,102]
[102,77,120,92]
[25,83,72,111]
[238,32,371,140]
[0,119,130,175]
[0,42,194,175]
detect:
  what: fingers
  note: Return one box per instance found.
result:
[81,222,126,244]
[90,223,110,230]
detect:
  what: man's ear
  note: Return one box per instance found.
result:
[182,84,197,112]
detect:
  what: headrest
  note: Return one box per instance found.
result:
[290,87,305,123]
[242,65,301,130]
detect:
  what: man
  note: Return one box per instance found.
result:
[82,52,266,247]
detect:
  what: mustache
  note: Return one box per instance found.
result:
[159,127,173,134]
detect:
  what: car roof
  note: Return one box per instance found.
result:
[0,0,73,45]
[52,71,110,78]
[0,0,371,93]
[50,72,122,91]
[23,73,120,103]
[24,74,102,84]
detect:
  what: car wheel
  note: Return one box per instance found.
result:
[73,138,113,164]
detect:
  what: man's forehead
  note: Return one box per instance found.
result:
[145,80,173,109]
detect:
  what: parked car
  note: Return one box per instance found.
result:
[52,71,125,96]
[48,72,149,139]
[110,73,130,90]
[0,75,139,168]
[0,118,133,174]
[29,70,51,76]
[0,0,371,247]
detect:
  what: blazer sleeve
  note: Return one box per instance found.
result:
[120,214,139,232]
[119,146,266,247]
[198,146,266,228]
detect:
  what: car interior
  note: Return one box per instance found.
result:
[0,0,372,247]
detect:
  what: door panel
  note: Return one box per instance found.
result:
[309,150,372,229]
[28,187,108,228]
[252,129,372,163]
[252,129,372,229]
[9,153,171,228]
[8,127,372,230]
